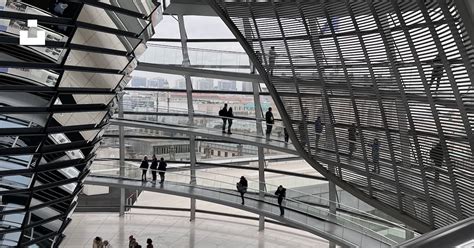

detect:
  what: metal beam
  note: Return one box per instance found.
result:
[178,14,197,221]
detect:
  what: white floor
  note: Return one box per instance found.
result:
[63,192,330,248]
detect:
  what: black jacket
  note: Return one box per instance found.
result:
[219,107,228,117]
[239,178,248,188]
[430,143,443,162]
[348,126,357,141]
[158,161,167,171]
[150,159,158,170]
[265,111,274,124]
[275,187,286,200]
[140,160,149,169]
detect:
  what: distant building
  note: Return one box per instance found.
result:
[148,77,168,88]
[175,78,186,89]
[217,80,237,91]
[131,76,147,87]
[242,81,253,92]
[196,78,214,90]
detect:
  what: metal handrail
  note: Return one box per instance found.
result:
[91,164,409,245]
[183,168,416,235]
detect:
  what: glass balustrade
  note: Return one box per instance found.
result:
[89,163,419,245]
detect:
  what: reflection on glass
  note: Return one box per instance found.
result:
[60,70,124,89]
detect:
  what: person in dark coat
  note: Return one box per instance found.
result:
[283,127,289,143]
[429,54,444,94]
[430,142,444,181]
[158,157,167,184]
[275,185,286,216]
[146,238,153,248]
[265,107,274,138]
[150,155,158,182]
[269,46,277,76]
[237,176,248,205]
[369,139,380,173]
[315,116,323,149]
[219,103,228,133]
[348,123,357,158]
[128,235,135,248]
[140,156,149,181]
[227,107,234,134]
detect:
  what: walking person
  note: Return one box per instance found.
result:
[429,54,444,94]
[92,236,103,248]
[227,107,234,134]
[146,238,153,248]
[129,235,137,248]
[103,240,112,248]
[140,156,149,181]
[348,123,357,158]
[298,121,307,148]
[283,127,289,143]
[430,142,443,182]
[265,107,274,139]
[275,185,286,216]
[150,155,158,183]
[315,116,323,149]
[158,157,167,184]
[369,139,380,173]
[219,103,228,133]
[252,51,263,74]
[236,176,248,205]
[269,46,277,76]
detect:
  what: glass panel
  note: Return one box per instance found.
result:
[0,92,52,107]
[72,27,141,54]
[0,174,32,190]
[183,16,235,39]
[53,111,107,127]
[0,18,68,62]
[65,50,135,73]
[0,114,46,130]
[140,43,252,73]
[152,15,180,39]
[0,155,34,170]
[59,70,124,89]
[77,4,149,35]
[98,0,157,16]
[0,68,59,87]
[56,94,115,105]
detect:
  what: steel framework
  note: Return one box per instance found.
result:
[0,1,159,246]
[209,0,474,232]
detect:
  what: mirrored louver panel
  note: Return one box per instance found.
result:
[0,0,161,246]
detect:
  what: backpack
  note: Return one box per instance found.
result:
[219,109,223,116]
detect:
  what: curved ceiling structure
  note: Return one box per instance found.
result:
[208,0,474,232]
[0,1,159,246]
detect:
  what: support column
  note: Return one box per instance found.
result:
[252,67,266,231]
[243,16,266,230]
[118,93,126,216]
[178,14,197,221]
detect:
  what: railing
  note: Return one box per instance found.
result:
[90,164,419,245]
[185,169,417,241]
[112,111,289,141]
[125,190,140,212]
[140,43,251,72]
